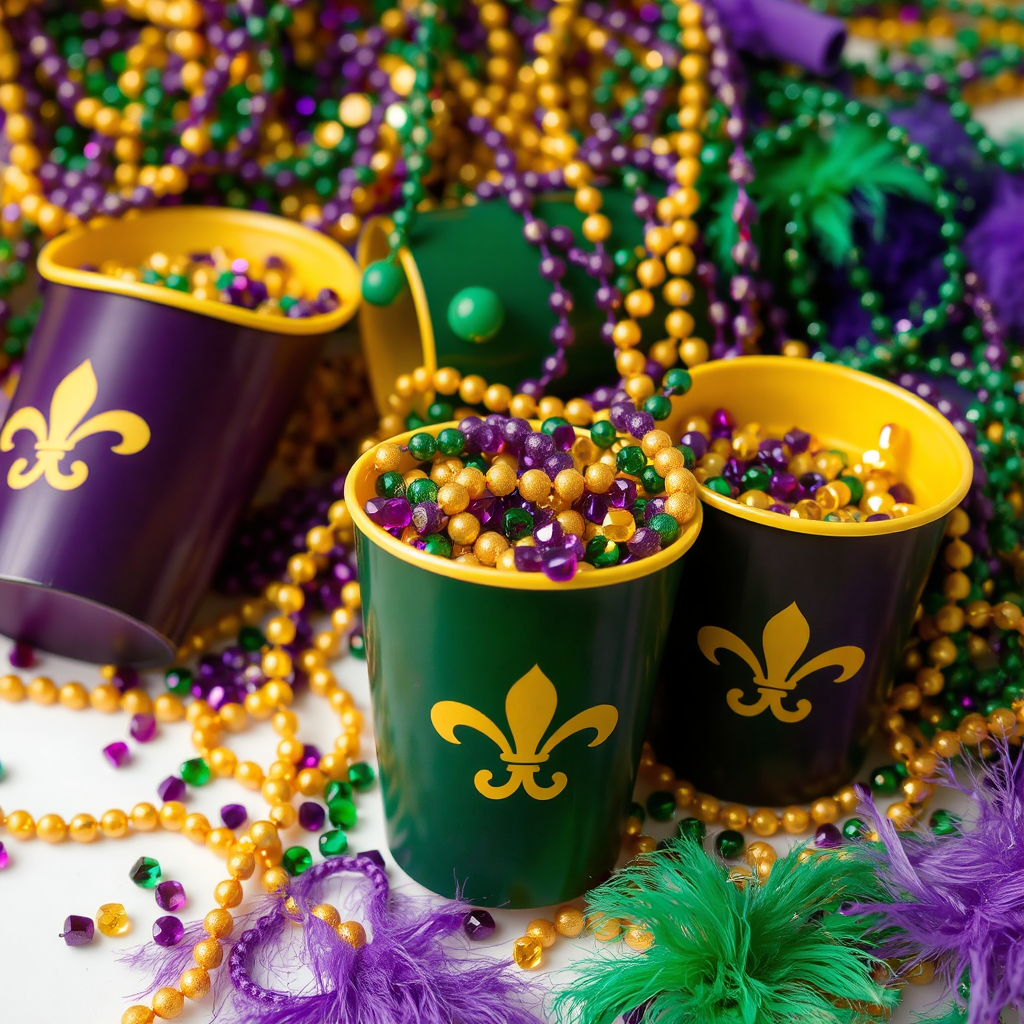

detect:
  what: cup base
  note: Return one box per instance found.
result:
[0,577,175,666]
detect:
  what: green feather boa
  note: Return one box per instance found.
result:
[552,838,898,1024]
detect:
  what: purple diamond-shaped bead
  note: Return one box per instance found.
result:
[300,744,321,769]
[129,713,157,743]
[103,742,130,768]
[463,909,495,940]
[157,776,186,802]
[60,915,95,946]
[155,880,186,912]
[153,915,184,947]
[220,803,247,829]
[298,802,325,832]
[0,841,8,869]
[814,824,843,849]
[9,641,34,668]
[363,849,385,868]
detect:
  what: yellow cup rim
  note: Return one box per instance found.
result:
[684,356,974,537]
[345,421,702,590]
[37,207,360,336]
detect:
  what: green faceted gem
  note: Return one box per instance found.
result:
[590,419,617,449]
[628,800,646,823]
[663,368,692,393]
[361,260,405,306]
[541,417,568,435]
[640,465,664,495]
[349,633,366,659]
[375,471,406,499]
[842,816,870,841]
[407,432,437,461]
[282,846,313,877]
[870,766,900,795]
[714,829,746,859]
[328,798,357,829]
[436,428,465,457]
[643,395,672,421]
[677,817,706,844]
[447,286,504,342]
[238,625,265,652]
[129,856,162,888]
[648,512,679,547]
[324,780,353,804]
[348,762,375,791]
[406,478,438,505]
[502,507,534,541]
[929,809,962,836]
[584,536,619,568]
[422,534,452,558]
[706,477,732,496]
[319,829,349,858]
[741,465,772,491]
[839,474,864,503]
[180,758,211,786]
[646,789,676,822]
[279,295,297,312]
[616,445,646,476]
[165,667,193,697]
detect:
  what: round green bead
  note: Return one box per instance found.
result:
[870,766,900,795]
[714,829,746,859]
[591,420,617,449]
[648,512,680,546]
[426,401,454,424]
[324,780,352,804]
[541,416,569,435]
[238,625,265,652]
[436,428,465,456]
[319,829,349,858]
[706,477,732,496]
[677,444,696,470]
[282,846,313,877]
[447,286,504,342]
[646,789,676,822]
[663,368,692,393]
[929,809,961,836]
[180,758,211,786]
[361,260,405,306]
[585,536,619,567]
[327,798,357,829]
[839,474,864,503]
[348,762,375,791]
[644,394,672,421]
[349,633,366,659]
[375,471,406,499]
[406,478,438,505]
[422,534,452,558]
[640,466,664,494]
[677,817,706,844]
[628,801,646,823]
[503,507,534,541]
[842,817,870,841]
[741,465,772,491]
[165,667,192,697]
[407,432,437,461]
[616,445,646,476]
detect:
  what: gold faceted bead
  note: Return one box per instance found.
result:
[525,919,557,948]
[151,987,184,1019]
[553,905,584,938]
[602,507,636,542]
[337,920,367,949]
[97,903,131,937]
[178,967,210,1000]
[623,925,654,952]
[511,935,543,969]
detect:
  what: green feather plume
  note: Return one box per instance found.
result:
[552,838,898,1024]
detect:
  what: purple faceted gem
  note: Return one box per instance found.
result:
[710,407,735,437]
[866,513,891,522]
[814,824,843,849]
[581,492,608,524]
[60,915,95,946]
[533,520,564,549]
[463,908,496,940]
[103,742,130,768]
[889,482,915,504]
[110,668,139,694]
[513,546,543,573]
[756,439,788,470]
[298,801,326,831]
[551,423,575,450]
[411,501,443,535]
[129,713,157,743]
[0,841,8,869]
[541,549,577,582]
[363,849,386,868]
[607,478,637,509]
[768,503,791,515]
[220,804,247,829]
[644,497,667,521]
[157,776,186,802]
[627,527,661,559]
[153,915,185,947]
[155,880,187,912]
[300,744,321,769]
[769,471,799,502]
[679,431,707,459]
[798,472,827,499]
[784,427,811,454]
[9,641,34,669]
[365,497,412,530]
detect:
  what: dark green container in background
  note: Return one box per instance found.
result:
[346,424,702,908]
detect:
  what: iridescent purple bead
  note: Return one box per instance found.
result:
[679,431,707,459]
[60,915,95,946]
[513,546,543,573]
[866,513,891,522]
[627,527,661,559]
[299,801,326,831]
[153,916,184,947]
[411,501,443,535]
[890,482,915,504]
[110,668,139,694]
[543,451,574,478]
[9,642,34,669]
[534,520,564,549]
[607,478,637,509]
[769,472,799,502]
[756,439,788,470]
[220,804,247,829]
[365,497,412,530]
[129,713,157,743]
[582,492,608,523]
[625,409,655,439]
[0,841,8,869]
[644,497,667,521]
[814,824,843,849]
[551,423,576,450]
[155,880,187,912]
[768,503,791,515]
[300,744,321,769]
[103,742,130,768]
[710,407,735,437]
[541,549,577,582]
[157,776,186,802]
[798,472,826,499]
[463,909,496,940]
[785,428,810,453]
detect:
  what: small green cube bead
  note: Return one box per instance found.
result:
[706,477,732,496]
[180,758,211,786]
[324,780,352,804]
[328,798,357,829]
[646,789,676,822]
[282,846,313,877]
[319,829,349,857]
[348,762,375,791]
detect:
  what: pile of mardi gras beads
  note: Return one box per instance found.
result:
[81,248,340,318]
[365,415,698,581]
[689,415,920,522]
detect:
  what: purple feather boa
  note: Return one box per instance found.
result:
[122,852,544,1024]
[965,175,1024,333]
[847,744,1024,1024]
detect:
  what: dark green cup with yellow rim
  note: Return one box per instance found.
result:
[346,423,702,908]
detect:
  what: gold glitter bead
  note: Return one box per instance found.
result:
[203,909,233,939]
[511,935,543,969]
[623,926,654,952]
[311,904,341,929]
[588,915,623,942]
[473,531,509,566]
[193,938,223,969]
[525,919,557,948]
[553,905,584,938]
[151,987,184,1019]
[97,903,131,937]
[337,920,367,948]
[262,867,290,894]
[518,469,552,503]
[122,1007,155,1024]
[214,880,243,909]
[179,967,210,1000]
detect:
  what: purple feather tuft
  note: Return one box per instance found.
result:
[847,743,1024,1024]
[965,175,1024,331]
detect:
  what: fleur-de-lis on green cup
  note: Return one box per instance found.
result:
[430,665,619,800]
[698,602,865,724]
[0,360,150,491]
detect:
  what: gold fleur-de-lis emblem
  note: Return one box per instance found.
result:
[430,665,618,801]
[698,602,864,724]
[0,360,150,491]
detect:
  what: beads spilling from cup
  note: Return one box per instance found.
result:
[364,416,698,582]
[81,249,340,319]
[687,413,919,523]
